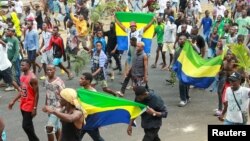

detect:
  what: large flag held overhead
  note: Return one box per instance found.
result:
[173,41,224,88]
[115,12,155,54]
[77,88,146,130]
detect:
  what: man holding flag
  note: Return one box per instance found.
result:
[127,86,167,141]
[115,15,155,51]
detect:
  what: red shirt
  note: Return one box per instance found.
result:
[20,72,36,112]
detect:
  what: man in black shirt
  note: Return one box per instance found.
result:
[174,23,190,49]
[103,22,122,73]
[190,26,206,58]
[127,86,167,141]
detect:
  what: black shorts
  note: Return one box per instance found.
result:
[157,43,163,50]
[0,67,13,85]
[28,50,37,62]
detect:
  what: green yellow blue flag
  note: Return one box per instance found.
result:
[173,41,224,88]
[115,12,155,53]
[77,88,146,130]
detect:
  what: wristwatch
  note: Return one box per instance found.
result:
[153,113,156,117]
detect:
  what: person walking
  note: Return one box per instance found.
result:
[79,72,105,141]
[8,59,40,141]
[43,88,85,141]
[127,86,168,141]
[44,65,65,141]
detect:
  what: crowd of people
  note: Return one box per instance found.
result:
[0,0,250,140]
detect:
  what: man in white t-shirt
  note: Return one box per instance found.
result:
[0,40,19,91]
[12,0,23,19]
[163,16,176,69]
[219,72,250,125]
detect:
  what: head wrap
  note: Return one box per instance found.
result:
[60,88,86,123]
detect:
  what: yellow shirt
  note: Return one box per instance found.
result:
[70,13,88,37]
[10,12,22,37]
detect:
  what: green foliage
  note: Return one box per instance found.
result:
[230,44,250,71]
[67,0,76,4]
[69,50,90,76]
[90,0,121,24]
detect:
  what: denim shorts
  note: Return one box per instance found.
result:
[28,50,37,62]
[46,114,62,133]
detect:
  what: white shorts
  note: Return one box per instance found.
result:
[163,43,175,54]
[41,51,53,65]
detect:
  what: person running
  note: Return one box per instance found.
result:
[43,26,73,80]
[91,41,123,97]
[44,65,65,141]
[43,88,85,141]
[79,72,105,141]
[8,59,39,141]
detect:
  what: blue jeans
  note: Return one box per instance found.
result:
[224,119,244,125]
[80,128,104,141]
[11,58,20,86]
[179,81,190,101]
[203,31,210,45]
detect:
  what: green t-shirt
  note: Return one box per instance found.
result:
[212,21,225,38]
[154,24,165,43]
[236,17,250,36]
[4,37,19,62]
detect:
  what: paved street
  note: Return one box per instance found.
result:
[0,34,224,141]
[0,0,238,141]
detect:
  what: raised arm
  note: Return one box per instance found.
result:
[143,18,155,33]
[115,16,126,32]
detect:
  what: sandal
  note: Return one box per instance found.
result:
[151,64,156,68]
[115,91,124,97]
[68,73,74,80]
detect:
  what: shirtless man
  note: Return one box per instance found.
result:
[163,1,175,19]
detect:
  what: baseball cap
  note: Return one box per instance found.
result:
[130,21,137,27]
[26,17,34,21]
[168,16,175,23]
[229,72,241,81]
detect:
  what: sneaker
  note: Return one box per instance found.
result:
[187,98,191,103]
[5,86,15,91]
[115,91,124,97]
[213,110,222,116]
[110,72,115,81]
[126,86,132,90]
[61,69,65,75]
[40,76,46,80]
[178,101,187,107]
